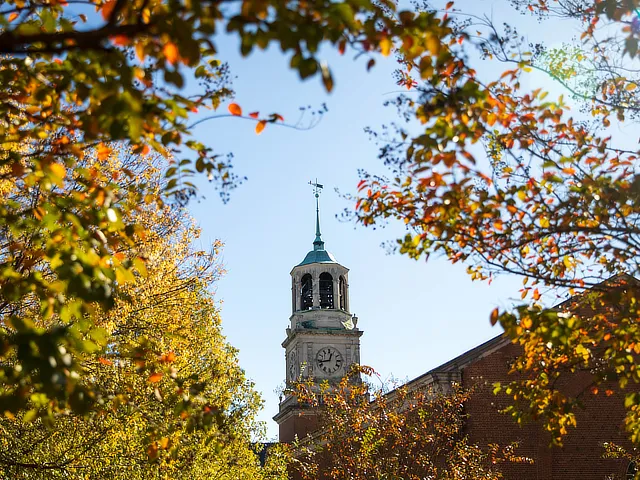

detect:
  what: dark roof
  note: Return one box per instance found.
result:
[404,333,510,389]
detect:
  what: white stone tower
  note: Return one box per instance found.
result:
[273,181,363,443]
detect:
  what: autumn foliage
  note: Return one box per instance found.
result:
[0,0,468,426]
[352,0,640,445]
[0,151,287,478]
[290,365,529,479]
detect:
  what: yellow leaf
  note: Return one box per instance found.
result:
[426,35,440,56]
[380,37,392,57]
[540,216,550,228]
[49,163,66,180]
[626,83,637,91]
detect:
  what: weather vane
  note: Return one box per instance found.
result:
[309,179,323,198]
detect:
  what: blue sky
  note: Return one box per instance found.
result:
[186,1,582,439]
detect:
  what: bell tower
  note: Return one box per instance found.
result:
[274,181,363,443]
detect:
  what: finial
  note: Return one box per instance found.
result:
[309,179,324,251]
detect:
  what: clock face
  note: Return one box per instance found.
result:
[316,347,343,374]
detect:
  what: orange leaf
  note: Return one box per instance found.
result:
[255,120,266,135]
[532,288,541,301]
[249,111,259,119]
[8,13,18,22]
[490,307,500,326]
[98,357,113,366]
[147,443,158,460]
[148,372,163,383]
[445,1,454,8]
[97,143,111,161]
[228,103,242,116]
[111,35,130,46]
[163,42,179,65]
[161,351,176,363]
[101,0,116,20]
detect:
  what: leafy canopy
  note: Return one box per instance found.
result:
[352,0,640,444]
[0,0,454,418]
[0,150,288,479]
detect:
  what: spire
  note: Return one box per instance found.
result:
[309,179,324,251]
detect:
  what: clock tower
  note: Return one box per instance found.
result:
[273,182,363,443]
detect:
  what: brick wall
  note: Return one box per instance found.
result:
[462,342,634,480]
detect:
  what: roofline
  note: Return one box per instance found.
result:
[404,333,510,389]
[404,273,640,389]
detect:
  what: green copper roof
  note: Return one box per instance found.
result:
[298,248,337,266]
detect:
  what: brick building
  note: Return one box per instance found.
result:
[404,334,635,479]
[274,190,637,479]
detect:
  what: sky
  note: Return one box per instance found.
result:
[185,1,584,439]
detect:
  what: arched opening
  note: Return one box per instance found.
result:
[628,461,637,480]
[291,278,296,313]
[339,275,347,311]
[300,274,313,310]
[319,272,334,309]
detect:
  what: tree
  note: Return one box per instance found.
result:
[351,0,640,444]
[0,149,288,479]
[0,0,455,418]
[290,366,528,480]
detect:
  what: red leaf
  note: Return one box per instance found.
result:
[101,0,116,20]
[111,35,130,46]
[228,103,242,116]
[338,39,346,55]
[249,111,259,119]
